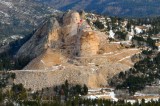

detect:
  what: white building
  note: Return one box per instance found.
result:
[135,26,147,34]
[109,30,115,38]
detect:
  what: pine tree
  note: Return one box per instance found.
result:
[83,84,88,95]
[64,80,69,100]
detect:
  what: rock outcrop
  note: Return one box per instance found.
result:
[16,10,107,69]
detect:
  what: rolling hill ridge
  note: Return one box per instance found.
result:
[37,0,160,17]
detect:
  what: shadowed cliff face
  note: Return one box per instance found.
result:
[16,17,60,62]
[16,11,107,70]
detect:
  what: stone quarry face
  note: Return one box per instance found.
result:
[80,31,100,56]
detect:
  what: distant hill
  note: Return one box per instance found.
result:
[0,0,60,41]
[37,0,160,17]
[1,0,160,41]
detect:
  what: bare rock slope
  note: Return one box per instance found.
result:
[14,11,139,90]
